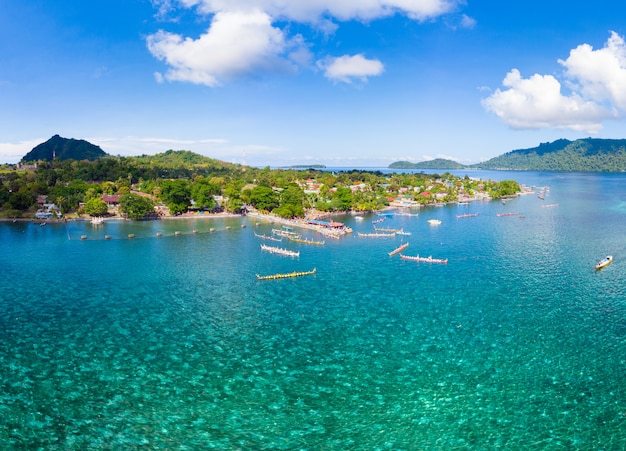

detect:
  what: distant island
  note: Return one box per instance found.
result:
[390,138,626,172]
[285,164,327,169]
[389,159,465,170]
[473,138,626,172]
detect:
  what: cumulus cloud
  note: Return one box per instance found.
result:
[318,54,384,83]
[147,10,295,86]
[0,139,44,164]
[481,69,610,132]
[559,31,626,110]
[148,0,460,86]
[483,31,626,133]
[170,0,457,22]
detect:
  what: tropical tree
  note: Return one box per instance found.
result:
[84,186,103,202]
[278,183,305,217]
[160,179,191,215]
[249,185,279,212]
[331,187,353,211]
[191,178,219,210]
[83,198,109,216]
[102,181,116,194]
[8,191,33,211]
[119,193,154,219]
[222,180,245,212]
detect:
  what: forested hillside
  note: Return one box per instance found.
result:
[475,139,626,171]
[23,135,107,162]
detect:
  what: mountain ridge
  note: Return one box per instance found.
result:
[23,135,107,162]
[20,136,626,172]
[389,138,626,172]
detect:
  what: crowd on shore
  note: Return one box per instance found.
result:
[246,210,353,238]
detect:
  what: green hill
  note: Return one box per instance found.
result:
[389,158,465,170]
[23,135,107,162]
[474,138,626,171]
[129,150,234,170]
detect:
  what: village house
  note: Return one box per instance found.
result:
[101,194,122,207]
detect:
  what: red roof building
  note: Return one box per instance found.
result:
[101,195,122,205]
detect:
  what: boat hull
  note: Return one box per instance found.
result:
[595,256,613,270]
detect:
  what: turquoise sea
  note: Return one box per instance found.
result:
[1,170,626,450]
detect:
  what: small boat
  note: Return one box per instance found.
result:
[254,232,283,242]
[260,244,300,257]
[374,226,403,233]
[257,268,316,281]
[595,255,613,270]
[427,219,441,226]
[289,236,325,245]
[496,212,519,217]
[358,232,396,238]
[388,242,409,256]
[399,254,448,264]
[456,213,478,219]
[272,228,301,239]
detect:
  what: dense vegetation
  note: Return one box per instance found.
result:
[389,139,626,172]
[23,135,107,162]
[474,138,626,171]
[0,150,519,220]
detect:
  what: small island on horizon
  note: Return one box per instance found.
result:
[389,158,465,170]
[284,164,327,169]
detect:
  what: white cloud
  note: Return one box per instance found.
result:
[147,10,294,86]
[148,0,460,85]
[89,136,229,156]
[459,14,476,29]
[0,139,44,164]
[168,0,458,22]
[481,69,610,132]
[0,135,282,166]
[89,136,288,166]
[318,54,384,83]
[483,32,626,133]
[559,31,626,110]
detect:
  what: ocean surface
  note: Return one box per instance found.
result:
[1,170,626,450]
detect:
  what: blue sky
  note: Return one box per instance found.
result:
[2,0,626,167]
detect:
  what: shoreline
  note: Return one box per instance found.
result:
[247,211,353,239]
[0,187,528,225]
[0,211,242,223]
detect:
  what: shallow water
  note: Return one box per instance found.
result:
[1,171,625,449]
